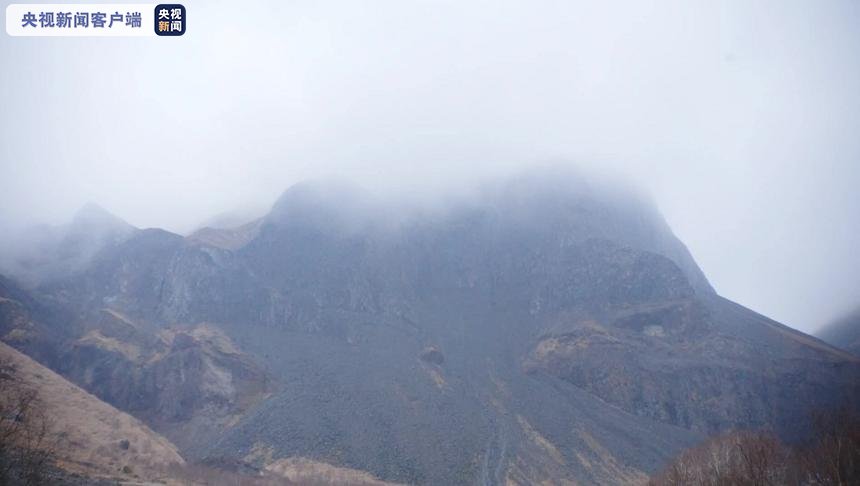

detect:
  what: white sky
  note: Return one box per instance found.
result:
[1,0,859,332]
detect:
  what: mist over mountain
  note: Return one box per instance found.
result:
[5,0,860,336]
[818,307,860,356]
[3,1,859,482]
[0,203,135,288]
[1,168,856,485]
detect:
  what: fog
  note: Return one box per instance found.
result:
[1,0,859,332]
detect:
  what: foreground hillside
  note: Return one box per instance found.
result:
[1,170,858,485]
[0,341,184,483]
[0,341,395,485]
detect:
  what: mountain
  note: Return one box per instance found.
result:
[1,169,858,485]
[0,203,136,287]
[818,307,860,355]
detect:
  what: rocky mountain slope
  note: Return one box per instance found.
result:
[1,169,858,485]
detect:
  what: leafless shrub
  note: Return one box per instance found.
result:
[650,430,788,486]
[795,407,860,485]
[651,407,860,486]
[0,358,57,485]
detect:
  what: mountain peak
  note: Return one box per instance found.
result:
[71,202,133,231]
[257,170,714,294]
[265,179,386,234]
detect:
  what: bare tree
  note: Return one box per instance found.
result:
[0,358,56,485]
[796,407,860,485]
[651,407,860,486]
[650,431,789,486]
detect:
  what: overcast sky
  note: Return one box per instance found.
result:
[1,0,859,333]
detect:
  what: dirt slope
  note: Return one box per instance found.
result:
[0,341,185,482]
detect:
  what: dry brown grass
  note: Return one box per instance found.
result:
[265,457,402,486]
[517,415,565,466]
[77,329,143,362]
[0,341,184,482]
